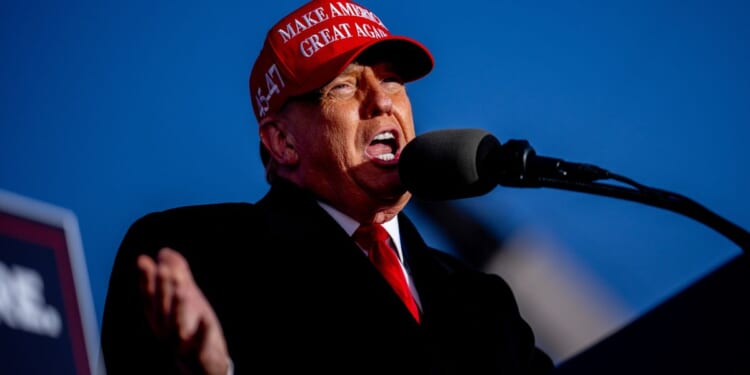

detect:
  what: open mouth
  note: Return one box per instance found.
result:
[365,131,399,162]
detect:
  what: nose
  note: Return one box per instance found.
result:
[360,70,393,118]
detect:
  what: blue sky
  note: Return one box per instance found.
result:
[2,0,749,360]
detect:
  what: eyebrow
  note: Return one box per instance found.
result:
[338,62,364,75]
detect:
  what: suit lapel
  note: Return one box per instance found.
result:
[256,180,420,324]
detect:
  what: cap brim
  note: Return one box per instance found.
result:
[355,37,434,83]
[293,36,434,97]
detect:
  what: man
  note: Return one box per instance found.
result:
[100,1,554,374]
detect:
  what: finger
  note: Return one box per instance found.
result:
[156,248,199,341]
[174,287,204,354]
[157,248,194,283]
[137,254,157,297]
[165,252,203,345]
[137,255,160,332]
[155,258,177,334]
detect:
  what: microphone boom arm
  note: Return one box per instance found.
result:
[497,139,750,253]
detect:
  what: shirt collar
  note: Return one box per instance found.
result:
[317,201,404,256]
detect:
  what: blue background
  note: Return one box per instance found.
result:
[2,0,748,362]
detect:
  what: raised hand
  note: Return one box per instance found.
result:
[137,247,231,375]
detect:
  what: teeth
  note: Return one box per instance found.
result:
[375,153,395,161]
[373,131,395,141]
[368,131,396,161]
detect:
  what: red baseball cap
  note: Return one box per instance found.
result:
[249,0,434,122]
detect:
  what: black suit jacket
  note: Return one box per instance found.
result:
[101,179,553,374]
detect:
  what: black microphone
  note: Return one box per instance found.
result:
[399,129,750,253]
[398,128,610,200]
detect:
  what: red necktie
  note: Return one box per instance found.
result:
[353,223,421,323]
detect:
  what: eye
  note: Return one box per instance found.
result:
[322,79,356,99]
[380,74,404,94]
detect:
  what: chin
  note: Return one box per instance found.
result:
[380,184,410,204]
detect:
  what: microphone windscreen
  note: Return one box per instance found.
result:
[399,128,500,200]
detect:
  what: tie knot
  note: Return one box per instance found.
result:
[352,223,390,249]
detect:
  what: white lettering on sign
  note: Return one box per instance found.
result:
[0,261,62,337]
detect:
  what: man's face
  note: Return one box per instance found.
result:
[281,61,416,220]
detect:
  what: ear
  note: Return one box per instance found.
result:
[259,116,299,166]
